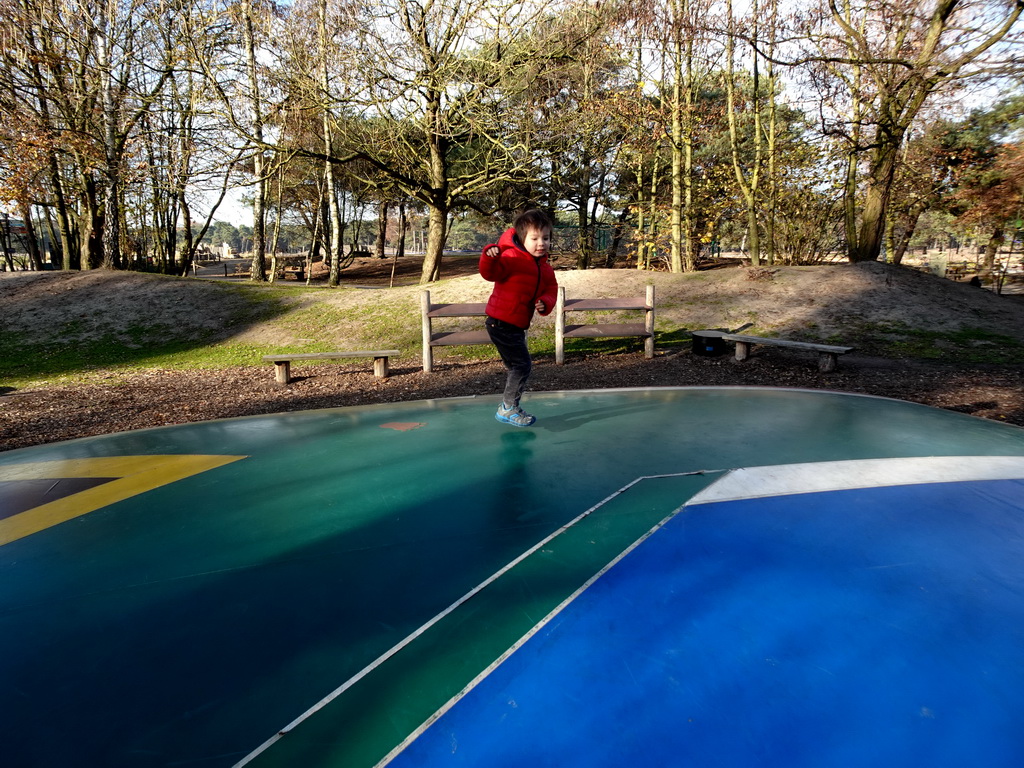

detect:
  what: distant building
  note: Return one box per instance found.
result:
[1,214,27,237]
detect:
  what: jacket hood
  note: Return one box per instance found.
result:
[497,227,547,261]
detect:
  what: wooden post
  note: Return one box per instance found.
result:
[818,353,837,373]
[554,286,566,365]
[420,290,434,373]
[373,355,390,378]
[274,361,291,385]
[734,341,751,361]
[644,284,655,358]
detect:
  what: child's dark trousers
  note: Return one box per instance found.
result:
[485,316,532,408]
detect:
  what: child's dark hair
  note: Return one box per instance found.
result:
[514,209,554,243]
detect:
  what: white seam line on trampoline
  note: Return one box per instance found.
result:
[233,469,721,768]
[376,480,697,767]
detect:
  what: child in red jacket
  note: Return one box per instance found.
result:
[480,209,559,427]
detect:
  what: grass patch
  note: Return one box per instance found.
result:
[0,284,290,386]
[852,323,1024,363]
[0,335,279,386]
[654,328,697,347]
[275,301,422,351]
[552,337,650,358]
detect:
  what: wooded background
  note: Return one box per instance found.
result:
[1,0,1022,285]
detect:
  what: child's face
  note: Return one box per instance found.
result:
[522,226,552,258]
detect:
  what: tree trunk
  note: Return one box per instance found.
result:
[326,161,343,286]
[891,202,927,265]
[35,75,73,268]
[837,7,868,259]
[249,172,267,282]
[48,170,74,270]
[42,206,65,269]
[1,214,13,271]
[850,146,899,262]
[605,207,629,267]
[375,201,390,260]
[419,91,449,284]
[177,192,195,276]
[726,0,762,266]
[306,199,321,286]
[981,225,1005,278]
[267,166,284,284]
[81,177,104,270]
[647,165,660,270]
[166,196,178,274]
[319,193,331,269]
[98,2,121,270]
[243,0,267,282]
[101,181,122,270]
[764,1,778,266]
[20,202,44,270]
[669,7,685,274]
[576,152,593,270]
[421,202,448,283]
[680,27,698,273]
[390,202,407,288]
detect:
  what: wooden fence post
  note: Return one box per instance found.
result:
[644,284,655,359]
[554,286,566,365]
[420,290,434,373]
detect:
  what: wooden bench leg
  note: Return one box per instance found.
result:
[373,355,390,378]
[818,353,838,373]
[273,361,291,385]
[734,341,751,361]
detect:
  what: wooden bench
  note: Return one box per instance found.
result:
[554,285,655,364]
[262,350,400,384]
[420,290,490,373]
[717,333,853,372]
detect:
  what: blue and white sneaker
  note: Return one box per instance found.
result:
[495,404,536,427]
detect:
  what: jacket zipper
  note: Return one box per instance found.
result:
[531,256,542,306]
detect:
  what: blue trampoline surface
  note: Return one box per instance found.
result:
[389,474,1024,767]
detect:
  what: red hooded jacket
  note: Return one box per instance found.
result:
[479,227,559,329]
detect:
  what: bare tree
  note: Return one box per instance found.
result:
[2,0,169,270]
[322,0,593,283]
[792,0,1024,262]
[625,0,720,272]
[725,0,789,266]
[239,0,271,281]
[523,8,628,269]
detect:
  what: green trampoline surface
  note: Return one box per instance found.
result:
[3,387,1024,767]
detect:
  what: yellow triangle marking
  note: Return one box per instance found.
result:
[0,455,247,546]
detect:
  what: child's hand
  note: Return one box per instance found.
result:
[535,299,547,312]
[485,245,499,258]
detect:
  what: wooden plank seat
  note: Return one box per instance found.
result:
[718,333,853,372]
[555,286,656,364]
[562,322,649,338]
[429,330,492,346]
[261,350,400,384]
